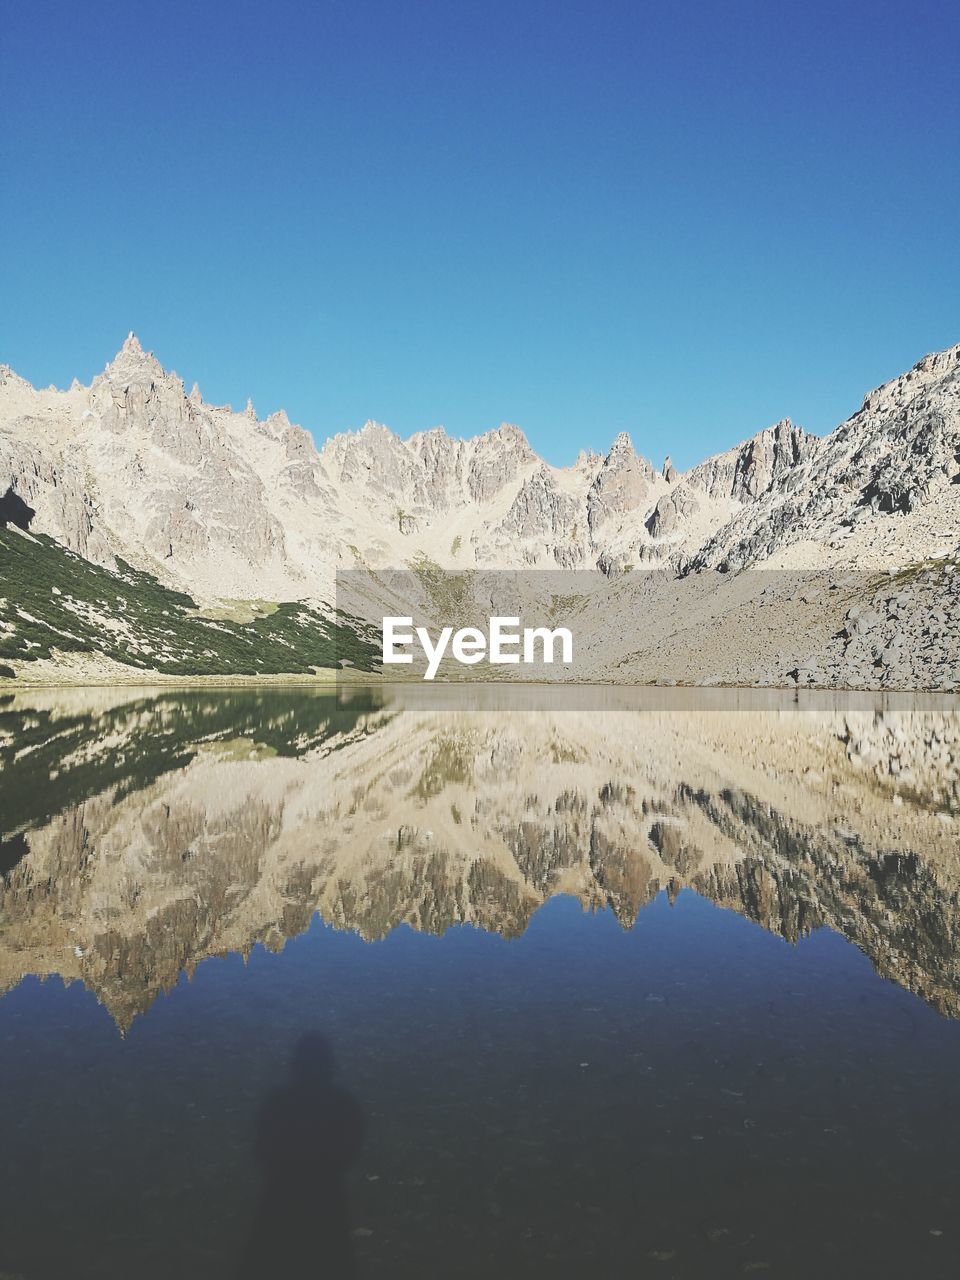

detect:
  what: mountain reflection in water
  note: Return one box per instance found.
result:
[0,685,959,1278]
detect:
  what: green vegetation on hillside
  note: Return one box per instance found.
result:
[412,554,472,618]
[0,528,379,677]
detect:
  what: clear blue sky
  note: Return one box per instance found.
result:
[2,0,957,470]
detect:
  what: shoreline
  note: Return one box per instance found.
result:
[3,670,959,707]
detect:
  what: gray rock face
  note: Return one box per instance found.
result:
[501,466,580,541]
[687,419,815,504]
[587,432,656,534]
[1,337,304,598]
[466,424,537,503]
[646,484,699,540]
[689,351,960,574]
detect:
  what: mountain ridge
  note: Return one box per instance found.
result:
[1,337,959,687]
[2,335,956,604]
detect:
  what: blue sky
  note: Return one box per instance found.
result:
[2,0,957,470]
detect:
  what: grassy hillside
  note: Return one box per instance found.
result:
[0,527,379,678]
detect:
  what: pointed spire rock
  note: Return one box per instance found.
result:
[103,331,162,379]
[601,431,654,478]
[663,455,677,483]
[188,382,202,404]
[245,397,256,418]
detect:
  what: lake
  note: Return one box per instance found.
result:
[1,685,959,1278]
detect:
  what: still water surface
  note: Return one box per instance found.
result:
[1,686,959,1278]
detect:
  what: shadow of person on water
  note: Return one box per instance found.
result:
[238,1032,365,1278]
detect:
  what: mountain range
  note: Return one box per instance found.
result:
[1,336,959,686]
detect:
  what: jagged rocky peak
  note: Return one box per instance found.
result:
[87,337,189,442]
[345,421,483,521]
[101,331,164,380]
[0,364,37,398]
[472,421,536,467]
[574,447,604,471]
[405,428,467,510]
[467,422,537,503]
[317,418,537,515]
[603,431,656,480]
[322,419,390,455]
[687,418,814,503]
[490,421,532,447]
[360,418,394,438]
[501,464,580,543]
[588,431,657,532]
[607,430,635,461]
[729,418,814,501]
[408,425,464,466]
[662,455,678,483]
[264,407,291,432]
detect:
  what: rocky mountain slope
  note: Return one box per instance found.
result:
[1,687,958,1030]
[1,336,958,685]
